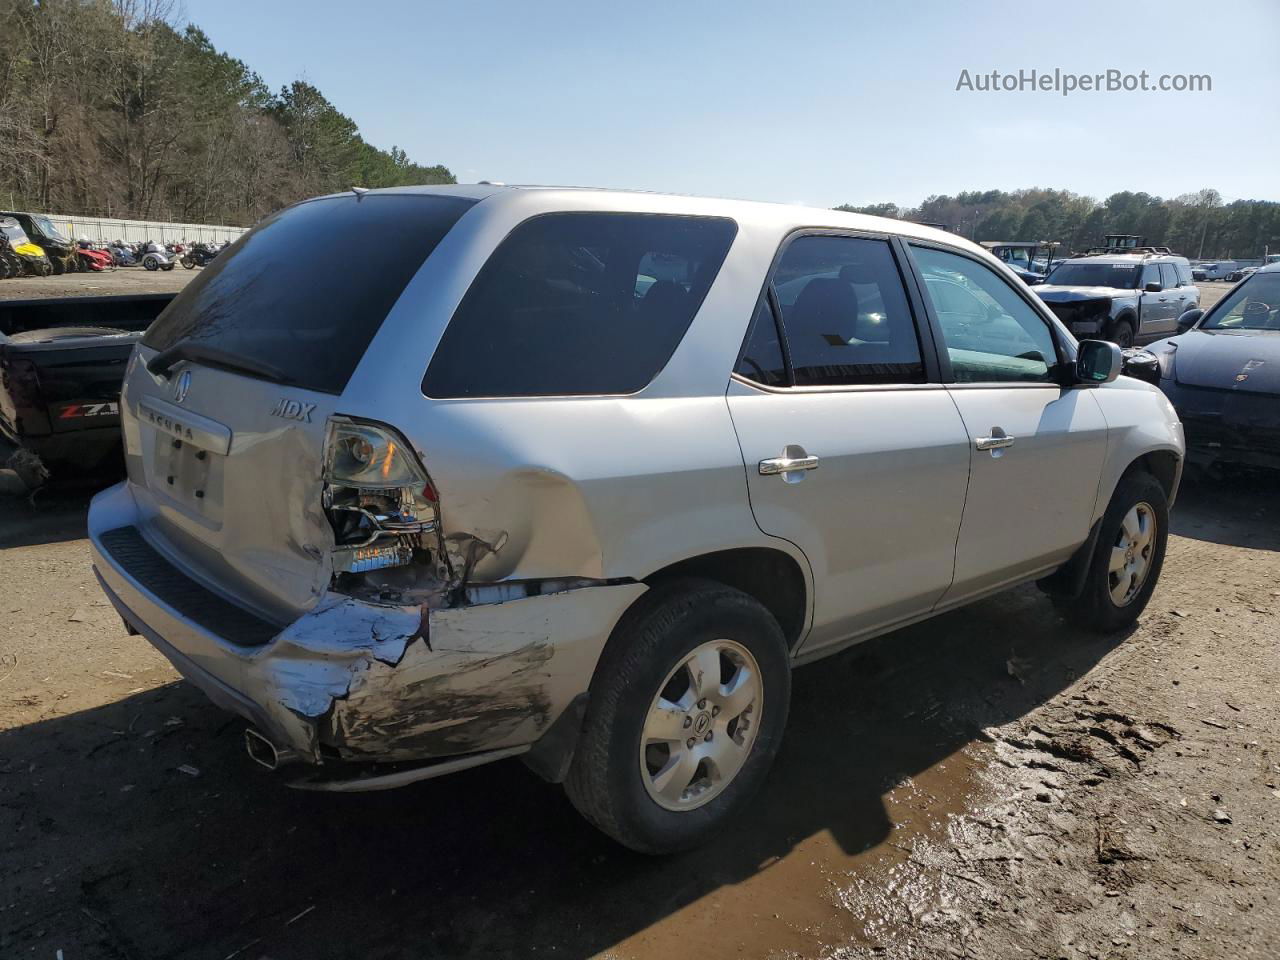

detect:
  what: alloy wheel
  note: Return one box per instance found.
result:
[639,638,763,811]
[1109,502,1156,606]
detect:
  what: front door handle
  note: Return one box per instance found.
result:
[759,454,819,475]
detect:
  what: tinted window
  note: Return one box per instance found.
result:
[1141,264,1161,289]
[913,245,1061,384]
[1045,262,1139,288]
[143,194,475,394]
[771,236,923,386]
[735,297,787,386]
[423,213,736,398]
[1159,263,1179,289]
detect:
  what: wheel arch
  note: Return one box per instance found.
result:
[641,547,810,653]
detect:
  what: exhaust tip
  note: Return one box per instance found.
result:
[245,727,298,771]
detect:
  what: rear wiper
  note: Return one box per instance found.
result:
[147,339,294,384]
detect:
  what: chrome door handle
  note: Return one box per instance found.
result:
[759,454,820,476]
[975,434,1016,451]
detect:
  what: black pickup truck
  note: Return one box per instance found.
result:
[0,294,174,488]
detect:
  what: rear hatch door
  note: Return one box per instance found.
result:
[121,192,476,623]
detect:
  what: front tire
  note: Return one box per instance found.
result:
[565,579,791,854]
[1108,317,1136,349]
[1056,471,1168,633]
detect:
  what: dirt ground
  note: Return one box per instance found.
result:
[0,273,1265,959]
[1,267,196,300]
[0,466,1276,960]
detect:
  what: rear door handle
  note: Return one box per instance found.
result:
[975,433,1016,451]
[759,454,820,475]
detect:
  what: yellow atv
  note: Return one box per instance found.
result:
[0,217,52,277]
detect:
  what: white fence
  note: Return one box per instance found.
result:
[38,213,248,245]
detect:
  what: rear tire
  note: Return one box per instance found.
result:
[565,579,791,854]
[1055,471,1168,633]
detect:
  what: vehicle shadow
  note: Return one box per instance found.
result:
[0,486,94,549]
[0,583,1123,960]
[1171,470,1278,551]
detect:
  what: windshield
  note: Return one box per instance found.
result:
[994,247,1035,269]
[30,215,67,243]
[142,193,476,393]
[1201,273,1280,331]
[1045,262,1139,288]
[1,223,27,243]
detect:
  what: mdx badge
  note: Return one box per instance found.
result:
[270,398,316,423]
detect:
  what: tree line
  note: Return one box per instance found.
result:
[836,188,1280,260]
[0,0,454,227]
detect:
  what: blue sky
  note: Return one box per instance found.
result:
[189,0,1280,207]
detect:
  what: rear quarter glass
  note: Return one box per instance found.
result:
[422,212,737,398]
[142,193,477,394]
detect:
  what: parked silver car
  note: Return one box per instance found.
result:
[89,185,1184,852]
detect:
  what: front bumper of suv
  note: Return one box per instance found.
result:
[89,481,647,787]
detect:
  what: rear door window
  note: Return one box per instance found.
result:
[767,235,924,387]
[142,193,476,394]
[423,213,736,398]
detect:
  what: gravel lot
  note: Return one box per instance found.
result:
[0,273,1268,959]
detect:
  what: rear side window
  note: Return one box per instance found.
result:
[423,213,736,398]
[143,193,476,394]
[769,235,923,387]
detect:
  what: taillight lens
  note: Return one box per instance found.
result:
[322,419,438,575]
[326,421,425,487]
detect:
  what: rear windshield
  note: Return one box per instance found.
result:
[143,193,476,394]
[422,212,737,398]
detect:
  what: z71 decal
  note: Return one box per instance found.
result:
[56,401,120,420]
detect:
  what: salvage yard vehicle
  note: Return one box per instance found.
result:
[0,294,176,487]
[0,216,52,277]
[0,211,77,274]
[979,240,1059,285]
[1035,252,1199,348]
[1192,260,1237,282]
[139,241,176,271]
[1136,262,1280,471]
[88,185,1184,853]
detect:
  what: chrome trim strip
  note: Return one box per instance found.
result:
[137,396,233,455]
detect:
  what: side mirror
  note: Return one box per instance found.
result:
[1144,281,1163,293]
[1076,339,1122,384]
[1176,308,1203,333]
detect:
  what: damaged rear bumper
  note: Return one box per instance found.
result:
[89,481,647,785]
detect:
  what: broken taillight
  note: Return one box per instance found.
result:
[322,418,438,575]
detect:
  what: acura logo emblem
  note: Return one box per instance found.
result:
[173,369,192,404]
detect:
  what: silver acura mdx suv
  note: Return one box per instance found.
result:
[89,185,1184,852]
